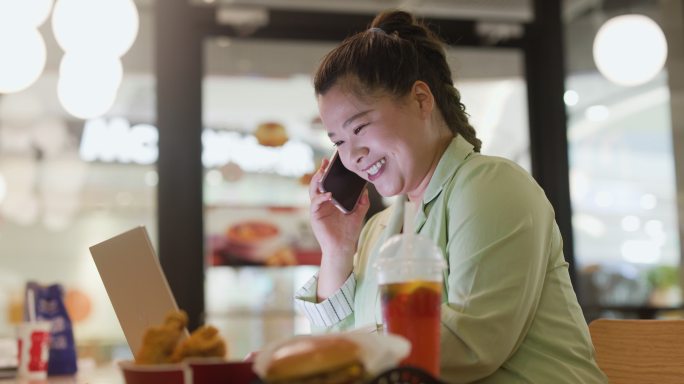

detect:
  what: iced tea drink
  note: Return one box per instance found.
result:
[380,280,442,376]
[375,232,446,378]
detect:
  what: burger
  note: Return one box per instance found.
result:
[264,336,366,384]
[254,122,289,147]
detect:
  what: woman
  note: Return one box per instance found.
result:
[295,10,607,384]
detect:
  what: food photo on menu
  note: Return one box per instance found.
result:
[206,207,322,268]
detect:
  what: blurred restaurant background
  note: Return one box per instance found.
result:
[1,0,683,365]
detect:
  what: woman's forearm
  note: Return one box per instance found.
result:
[316,250,354,301]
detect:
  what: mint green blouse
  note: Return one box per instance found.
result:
[296,135,608,383]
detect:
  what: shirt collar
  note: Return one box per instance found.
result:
[380,135,475,234]
[421,134,475,205]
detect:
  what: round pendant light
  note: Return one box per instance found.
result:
[593,14,668,86]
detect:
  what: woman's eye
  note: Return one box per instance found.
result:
[353,123,368,135]
[333,141,344,147]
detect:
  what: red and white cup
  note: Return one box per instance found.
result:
[16,321,51,380]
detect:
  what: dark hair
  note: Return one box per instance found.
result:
[313,10,481,152]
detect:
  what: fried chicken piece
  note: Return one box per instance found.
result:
[135,310,188,364]
[171,325,227,362]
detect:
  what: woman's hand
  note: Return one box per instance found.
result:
[309,158,370,299]
[309,158,370,257]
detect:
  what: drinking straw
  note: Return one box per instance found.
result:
[27,288,36,323]
[403,200,412,235]
[402,199,418,257]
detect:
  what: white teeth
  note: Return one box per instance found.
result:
[367,158,386,176]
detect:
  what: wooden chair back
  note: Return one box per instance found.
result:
[589,318,684,384]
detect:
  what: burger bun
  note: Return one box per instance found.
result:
[265,336,364,383]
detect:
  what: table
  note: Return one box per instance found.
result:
[0,363,123,384]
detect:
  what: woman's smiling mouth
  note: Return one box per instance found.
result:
[364,157,386,181]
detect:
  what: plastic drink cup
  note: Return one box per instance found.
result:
[375,233,446,378]
[16,321,51,380]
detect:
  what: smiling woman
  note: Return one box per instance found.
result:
[294,9,608,384]
[318,79,451,199]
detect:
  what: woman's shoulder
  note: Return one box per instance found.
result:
[455,153,538,190]
[448,153,552,212]
[462,152,530,176]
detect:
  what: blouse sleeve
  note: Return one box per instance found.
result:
[293,209,385,333]
[439,159,555,382]
[294,272,356,329]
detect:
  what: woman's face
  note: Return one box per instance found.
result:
[317,82,440,198]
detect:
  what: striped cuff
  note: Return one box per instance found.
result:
[294,273,355,328]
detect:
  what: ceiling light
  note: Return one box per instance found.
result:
[52,0,139,57]
[57,53,122,119]
[563,90,579,106]
[0,0,53,28]
[0,28,46,93]
[593,15,667,86]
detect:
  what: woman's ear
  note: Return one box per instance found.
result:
[411,80,435,119]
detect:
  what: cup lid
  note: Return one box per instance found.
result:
[374,233,446,270]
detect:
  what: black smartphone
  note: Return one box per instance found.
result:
[320,151,368,214]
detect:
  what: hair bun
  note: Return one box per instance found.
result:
[370,10,415,31]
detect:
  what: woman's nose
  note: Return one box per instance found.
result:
[351,146,367,165]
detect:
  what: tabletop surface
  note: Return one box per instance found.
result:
[1,363,124,384]
[1,362,444,384]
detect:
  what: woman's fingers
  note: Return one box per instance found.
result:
[309,158,330,198]
[358,188,369,206]
[351,188,370,219]
[310,192,332,214]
